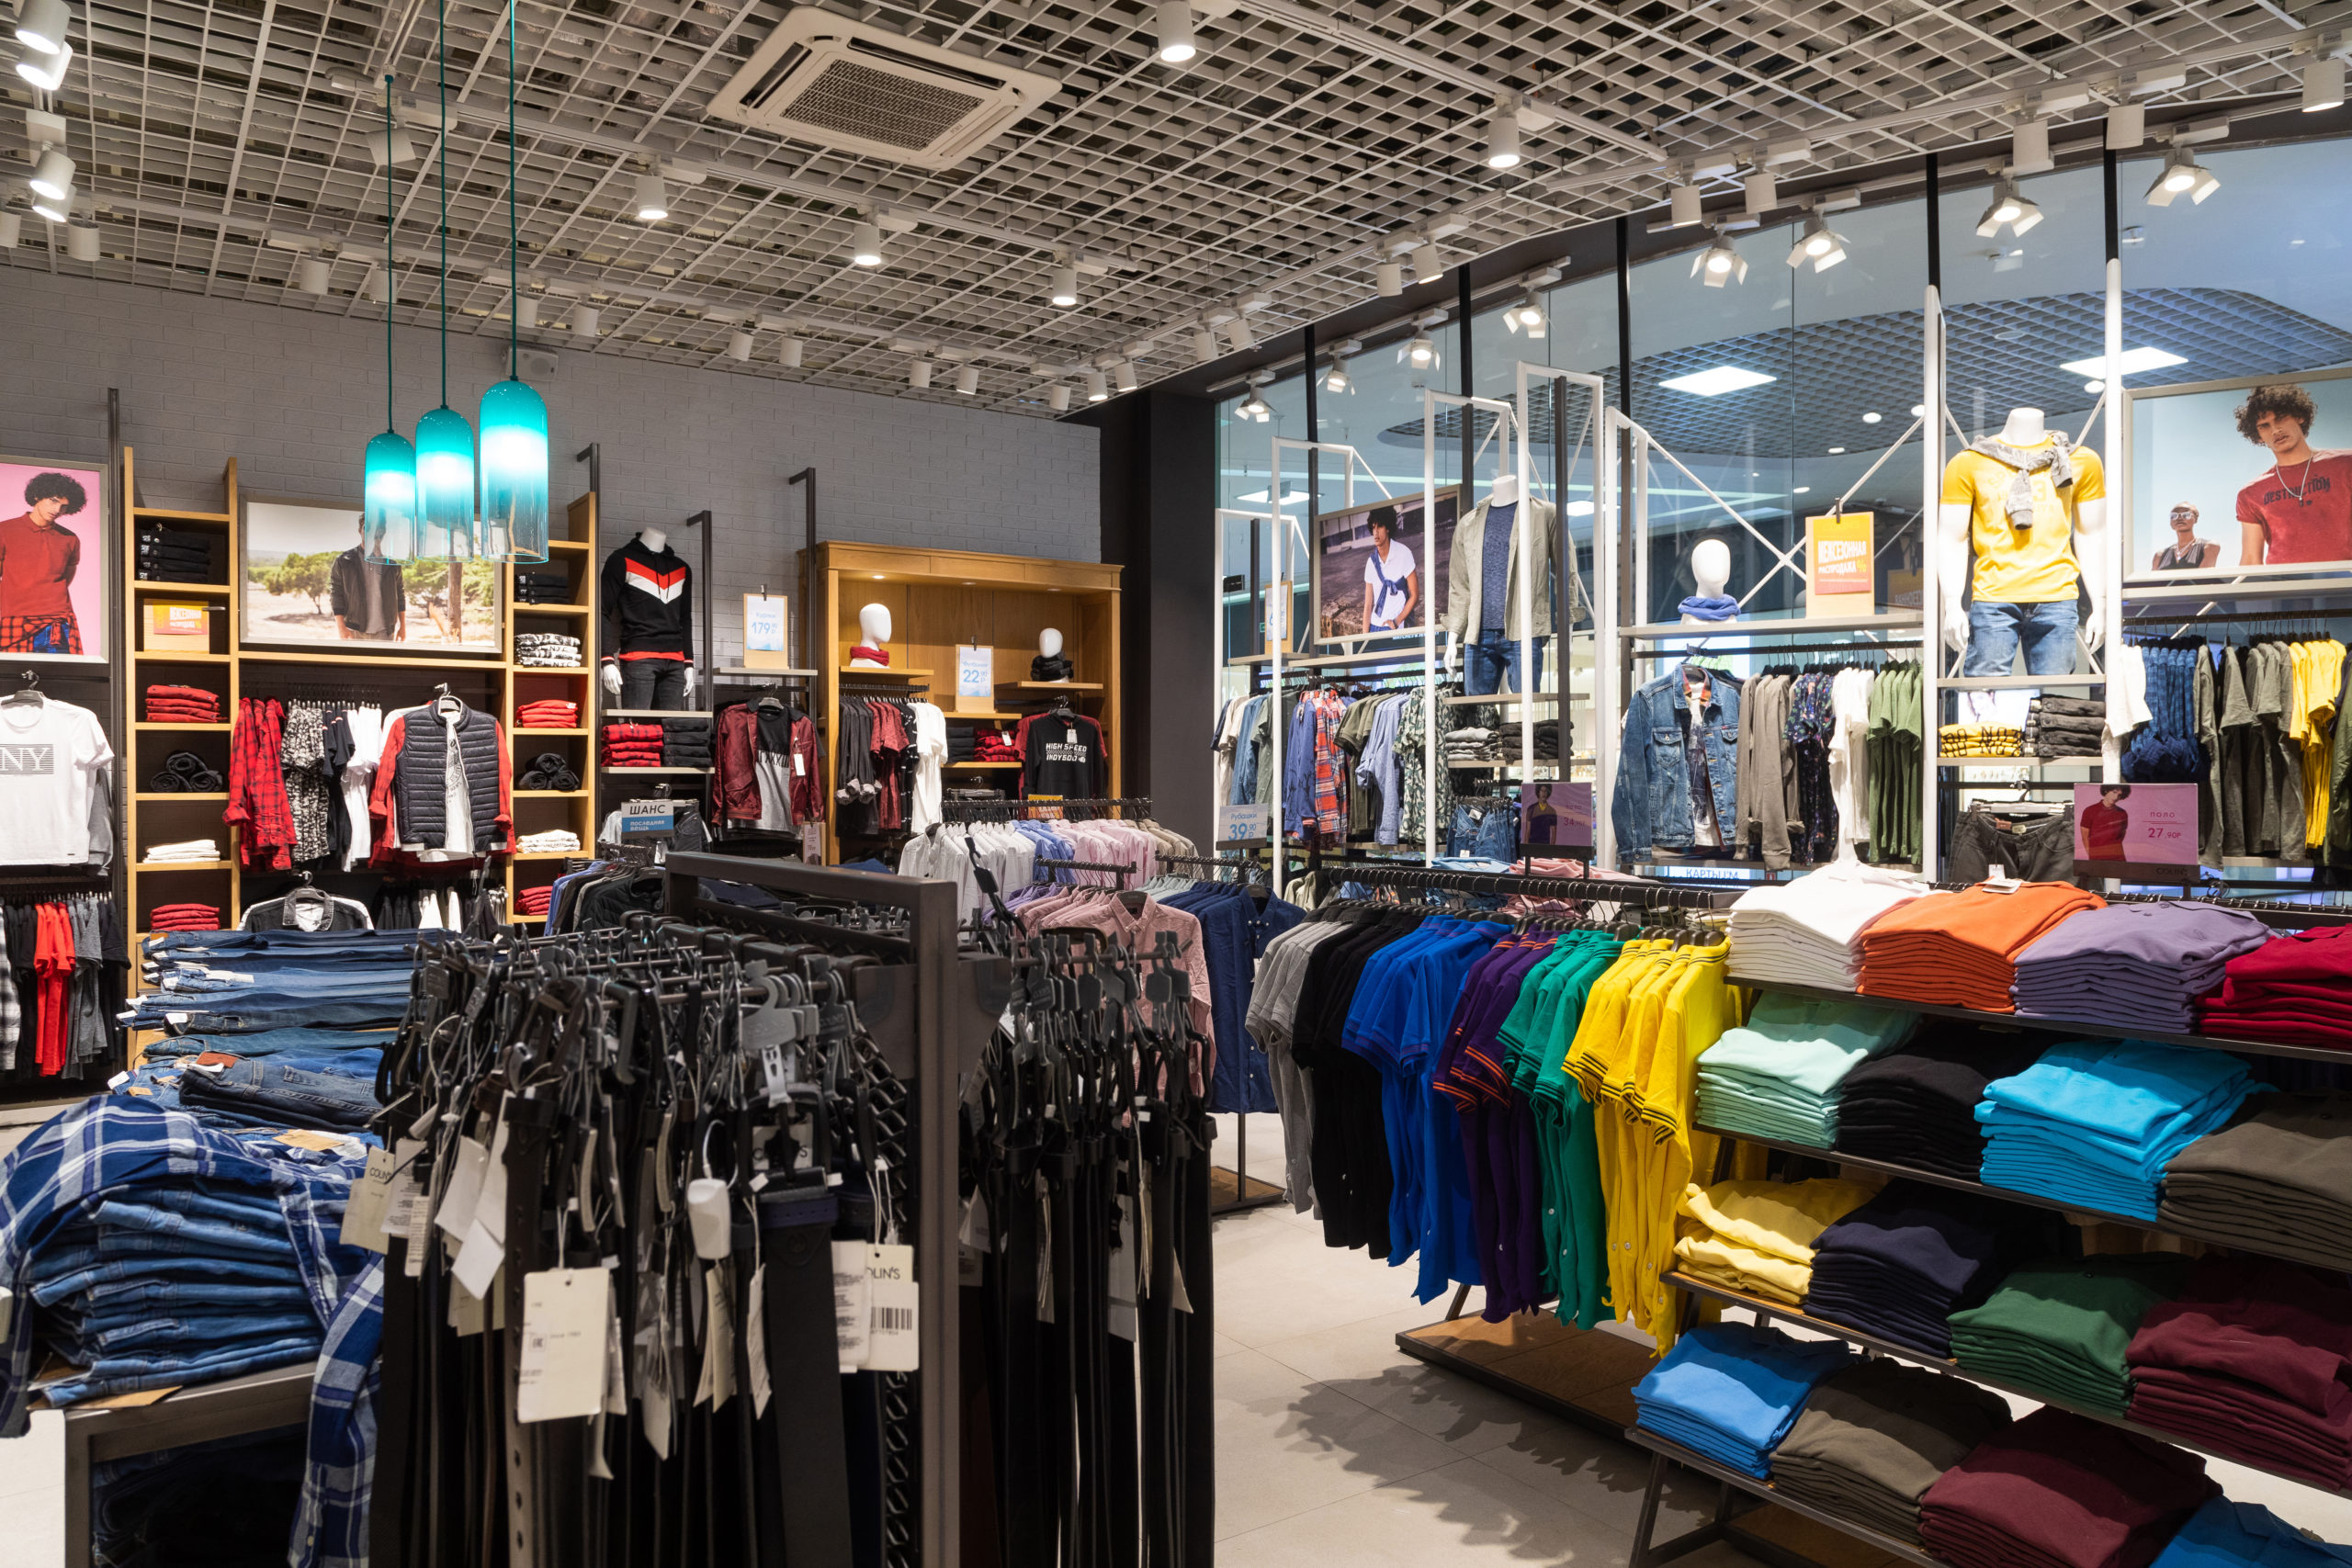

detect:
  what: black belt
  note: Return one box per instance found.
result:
[760,1184,854,1566]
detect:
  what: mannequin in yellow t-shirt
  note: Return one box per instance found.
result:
[1938,408,2109,678]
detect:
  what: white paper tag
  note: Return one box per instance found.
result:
[340,1146,398,1253]
[694,1266,736,1409]
[792,752,805,776]
[602,1275,628,1416]
[381,1138,427,1243]
[107,1071,130,1090]
[1065,727,1079,745]
[746,1263,772,1417]
[452,1121,512,1300]
[832,1241,872,1371]
[435,1137,492,1241]
[865,1244,919,1372]
[449,1275,487,1337]
[517,1268,608,1423]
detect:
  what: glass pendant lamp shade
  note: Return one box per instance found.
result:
[478,377,548,562]
[413,403,477,558]
[362,430,419,563]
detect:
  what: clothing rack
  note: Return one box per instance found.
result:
[840,680,930,694]
[941,795,1153,823]
[1156,851,1268,882]
[1325,862,1737,909]
[1633,634,1923,660]
[1032,856,1134,886]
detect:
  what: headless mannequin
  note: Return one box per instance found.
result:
[1681,539,1735,624]
[849,604,892,668]
[599,527,697,700]
[1939,406,2107,657]
[1033,626,1072,682]
[1489,473,1521,507]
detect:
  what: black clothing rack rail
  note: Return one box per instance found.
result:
[841,680,929,694]
[1032,856,1135,886]
[941,795,1152,823]
[1157,852,1267,882]
[656,852,977,1568]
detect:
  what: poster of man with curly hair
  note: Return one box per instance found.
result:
[0,458,107,660]
[2128,369,2352,578]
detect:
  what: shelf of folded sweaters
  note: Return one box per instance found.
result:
[1626,1428,1943,1568]
[1663,1269,2352,1502]
[1732,978,2352,1066]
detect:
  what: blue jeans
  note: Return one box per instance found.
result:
[1448,802,1518,862]
[153,965,413,992]
[178,1059,380,1130]
[81,1279,311,1313]
[46,1335,322,1405]
[131,996,411,1032]
[1463,633,1547,697]
[140,1028,396,1060]
[144,931,435,958]
[97,1190,286,1230]
[30,1253,302,1304]
[74,1311,319,1355]
[1963,600,2080,676]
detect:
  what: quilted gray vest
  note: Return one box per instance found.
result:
[394,704,503,850]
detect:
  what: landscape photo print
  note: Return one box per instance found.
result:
[242,498,502,652]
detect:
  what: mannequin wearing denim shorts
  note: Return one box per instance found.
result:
[1939,409,2109,679]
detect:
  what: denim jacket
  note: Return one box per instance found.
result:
[1611,669,1741,855]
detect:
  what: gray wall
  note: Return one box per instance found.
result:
[0,266,1100,660]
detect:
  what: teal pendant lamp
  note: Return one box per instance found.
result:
[414,0,476,560]
[477,0,548,563]
[363,74,416,564]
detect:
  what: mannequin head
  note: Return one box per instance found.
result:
[1690,538,1731,597]
[1997,408,2048,446]
[638,526,668,554]
[1489,473,1521,507]
[1039,627,1063,659]
[858,604,891,646]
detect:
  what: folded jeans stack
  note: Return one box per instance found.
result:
[514,632,584,669]
[1767,1359,2014,1547]
[146,750,223,793]
[1441,727,1500,761]
[1496,718,1564,759]
[1857,881,2104,1012]
[514,829,580,853]
[1670,1177,1878,1305]
[143,684,222,724]
[1938,724,2024,758]
[514,752,581,791]
[127,928,440,1032]
[2026,694,2107,760]
[1917,1407,2219,1568]
[2195,925,2352,1045]
[2126,1258,2352,1489]
[1975,1039,2260,1221]
[1832,1023,2049,1179]
[2150,1496,2352,1568]
[175,1055,381,1133]
[662,716,713,768]
[1725,862,1935,990]
[513,570,571,604]
[1630,1320,1854,1477]
[1803,1179,2064,1355]
[142,839,220,864]
[134,523,215,584]
[514,700,579,729]
[2008,902,2271,1033]
[1947,1252,2198,1416]
[147,902,223,932]
[2160,1090,2352,1270]
[1695,993,1916,1148]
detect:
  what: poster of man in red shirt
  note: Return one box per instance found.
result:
[0,458,107,662]
[2233,384,2352,566]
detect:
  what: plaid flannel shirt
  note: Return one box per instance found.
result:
[0,1100,379,1567]
[227,697,298,870]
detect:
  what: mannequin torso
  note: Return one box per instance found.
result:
[599,529,696,701]
[1938,406,2108,659]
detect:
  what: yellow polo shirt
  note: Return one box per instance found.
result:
[1940,440,2107,604]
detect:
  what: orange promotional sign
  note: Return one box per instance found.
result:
[1805,512,1874,617]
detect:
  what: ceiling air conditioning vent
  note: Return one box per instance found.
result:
[708,10,1061,171]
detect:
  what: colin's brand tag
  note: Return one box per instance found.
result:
[865,1244,919,1372]
[340,1146,399,1252]
[516,1268,607,1423]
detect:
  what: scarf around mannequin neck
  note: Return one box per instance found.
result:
[1970,432,2076,528]
[849,645,889,666]
[1032,653,1073,682]
[1678,594,1739,622]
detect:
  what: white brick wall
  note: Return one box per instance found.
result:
[0,267,1101,660]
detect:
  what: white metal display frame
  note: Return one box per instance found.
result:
[1506,363,1606,848]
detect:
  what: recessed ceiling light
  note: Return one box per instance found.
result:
[2059,346,2186,378]
[1794,486,1811,494]
[1861,412,1883,424]
[1827,446,1847,455]
[872,574,885,580]
[2085,378,2107,395]
[1660,366,1777,397]
[1910,403,1926,416]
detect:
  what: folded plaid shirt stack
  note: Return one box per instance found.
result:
[1937,723,2024,759]
[514,632,583,669]
[602,722,664,767]
[144,683,222,723]
[147,902,222,931]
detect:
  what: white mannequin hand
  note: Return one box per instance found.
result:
[600,661,621,696]
[2081,604,2104,650]
[683,665,697,702]
[1942,602,1969,654]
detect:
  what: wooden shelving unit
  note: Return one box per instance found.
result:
[119,446,599,945]
[808,541,1121,864]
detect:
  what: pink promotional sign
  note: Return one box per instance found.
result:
[2075,782,2199,864]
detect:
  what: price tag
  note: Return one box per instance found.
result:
[832,1242,872,1371]
[792,752,805,776]
[517,1268,607,1423]
[865,1244,919,1372]
[340,1145,398,1252]
[746,1264,773,1416]
[693,1266,736,1410]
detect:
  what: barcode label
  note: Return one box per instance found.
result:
[874,1306,915,1333]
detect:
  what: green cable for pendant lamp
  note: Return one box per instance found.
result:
[413,0,476,559]
[477,0,548,563]
[362,73,417,565]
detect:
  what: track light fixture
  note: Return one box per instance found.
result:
[633,169,668,221]
[296,254,330,295]
[1374,262,1404,297]
[1221,315,1255,352]
[1155,0,1196,62]
[1690,231,1747,288]
[2144,148,2220,206]
[570,302,599,337]
[65,214,97,262]
[1193,325,1218,363]
[366,265,393,304]
[1668,183,1702,228]
[28,148,73,201]
[1084,368,1108,402]
[910,359,933,389]
[1050,263,1079,308]
[1113,360,1139,394]
[851,220,884,266]
[1236,373,1272,422]
[1486,106,1521,170]
[1410,243,1444,285]
[1049,385,1072,412]
[367,124,417,168]
[30,186,68,222]
[956,366,979,395]
[2305,54,2346,111]
[1786,212,1849,272]
[1975,177,2043,236]
[0,213,20,248]
[1743,169,1777,215]
[515,295,537,330]
[17,41,71,91]
[780,335,803,368]
[1406,333,1437,367]
[1503,292,1545,336]
[727,330,752,362]
[14,0,69,53]
[1324,355,1351,393]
